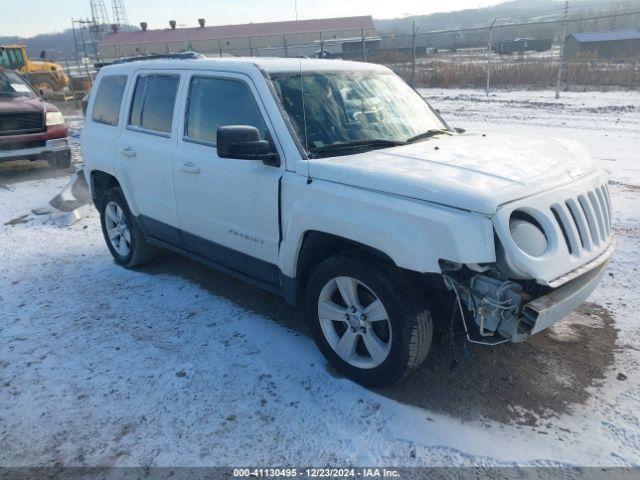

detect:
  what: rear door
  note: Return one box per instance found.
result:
[116,70,184,244]
[171,71,283,285]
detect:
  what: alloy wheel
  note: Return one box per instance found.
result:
[104,201,131,257]
[317,276,392,369]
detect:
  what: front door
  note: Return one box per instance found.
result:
[172,72,282,286]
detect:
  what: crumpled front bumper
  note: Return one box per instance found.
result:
[521,254,611,337]
[453,240,613,343]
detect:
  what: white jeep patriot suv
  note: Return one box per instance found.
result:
[81,56,614,387]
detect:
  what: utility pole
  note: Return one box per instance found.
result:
[361,27,366,61]
[411,20,418,87]
[486,18,498,96]
[71,19,80,60]
[556,0,569,99]
[179,24,188,52]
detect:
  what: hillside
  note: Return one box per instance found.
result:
[375,0,640,33]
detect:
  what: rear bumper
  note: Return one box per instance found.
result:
[0,138,70,163]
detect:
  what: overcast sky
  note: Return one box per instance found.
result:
[4,0,506,37]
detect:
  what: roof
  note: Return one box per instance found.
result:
[99,57,390,75]
[100,16,375,47]
[569,30,640,43]
[246,57,388,73]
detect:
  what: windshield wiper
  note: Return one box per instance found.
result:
[309,139,407,157]
[406,129,451,143]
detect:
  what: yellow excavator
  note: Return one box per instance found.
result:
[0,45,70,92]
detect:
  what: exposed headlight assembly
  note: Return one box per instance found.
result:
[509,211,548,257]
[497,210,549,280]
[46,111,65,126]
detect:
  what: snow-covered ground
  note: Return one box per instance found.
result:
[1,89,639,468]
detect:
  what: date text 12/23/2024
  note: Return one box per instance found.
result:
[233,468,401,478]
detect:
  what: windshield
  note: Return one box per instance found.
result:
[269,70,448,158]
[0,69,36,98]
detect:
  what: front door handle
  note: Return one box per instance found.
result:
[179,162,201,174]
[121,147,136,158]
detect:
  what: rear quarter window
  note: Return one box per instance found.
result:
[91,75,127,126]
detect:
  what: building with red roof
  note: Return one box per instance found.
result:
[98,16,376,60]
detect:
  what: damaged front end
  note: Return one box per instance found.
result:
[441,256,611,344]
[442,171,615,344]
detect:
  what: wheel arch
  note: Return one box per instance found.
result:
[292,230,398,307]
[89,170,121,209]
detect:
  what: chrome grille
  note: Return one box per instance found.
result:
[550,183,612,257]
[0,112,45,136]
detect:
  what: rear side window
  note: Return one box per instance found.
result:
[185,77,267,144]
[128,74,179,134]
[91,75,127,126]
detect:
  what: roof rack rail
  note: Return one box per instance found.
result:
[95,52,205,69]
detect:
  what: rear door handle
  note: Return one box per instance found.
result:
[121,147,136,158]
[179,162,201,174]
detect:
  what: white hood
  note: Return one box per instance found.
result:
[300,133,598,214]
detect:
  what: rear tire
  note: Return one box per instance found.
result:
[99,187,157,268]
[305,255,432,387]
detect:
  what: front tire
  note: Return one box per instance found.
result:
[99,187,157,268]
[306,255,432,387]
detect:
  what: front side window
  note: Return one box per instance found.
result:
[185,77,267,144]
[269,70,447,158]
[129,74,179,134]
[91,75,127,126]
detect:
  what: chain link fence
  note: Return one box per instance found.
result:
[234,9,640,92]
[379,49,640,90]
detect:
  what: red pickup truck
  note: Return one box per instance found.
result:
[0,67,71,168]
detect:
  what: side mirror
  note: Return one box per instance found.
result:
[454,127,466,134]
[217,125,280,167]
